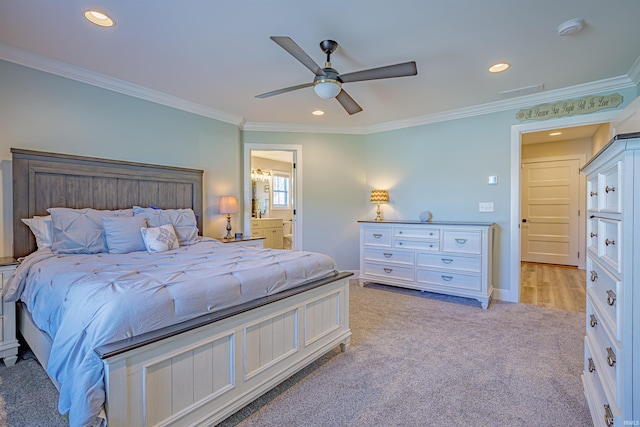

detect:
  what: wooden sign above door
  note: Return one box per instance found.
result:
[516,93,623,121]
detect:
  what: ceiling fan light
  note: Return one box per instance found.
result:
[313,79,341,99]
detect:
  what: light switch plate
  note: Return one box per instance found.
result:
[488,176,498,185]
[479,202,494,212]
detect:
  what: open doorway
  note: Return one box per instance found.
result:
[243,144,302,250]
[509,110,618,305]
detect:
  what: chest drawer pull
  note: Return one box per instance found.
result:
[590,232,598,238]
[441,258,453,264]
[383,253,393,258]
[604,404,613,427]
[588,357,596,373]
[590,270,598,282]
[373,233,382,238]
[605,238,615,246]
[589,314,598,328]
[606,290,616,306]
[606,347,616,367]
[454,238,467,244]
[441,275,453,281]
[590,191,598,197]
[605,185,615,193]
[383,268,393,273]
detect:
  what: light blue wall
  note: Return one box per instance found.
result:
[0,60,242,256]
[242,131,366,270]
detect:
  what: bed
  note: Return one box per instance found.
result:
[7,149,352,427]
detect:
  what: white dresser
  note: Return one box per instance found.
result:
[358,221,495,309]
[581,132,640,426]
[0,258,19,366]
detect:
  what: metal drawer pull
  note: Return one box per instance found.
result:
[590,270,598,282]
[441,258,453,264]
[398,231,403,234]
[604,404,613,427]
[605,185,615,193]
[588,357,596,373]
[441,275,453,281]
[606,290,616,306]
[606,347,616,367]
[454,238,467,244]
[590,191,598,197]
[373,233,382,238]
[383,268,393,273]
[605,238,615,246]
[589,314,598,328]
[590,232,598,238]
[383,253,393,258]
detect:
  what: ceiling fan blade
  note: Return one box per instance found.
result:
[339,61,417,83]
[255,82,314,98]
[270,36,326,76]
[336,89,363,115]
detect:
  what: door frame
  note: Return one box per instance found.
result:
[509,110,617,303]
[243,143,303,250]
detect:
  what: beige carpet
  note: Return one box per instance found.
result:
[0,281,592,426]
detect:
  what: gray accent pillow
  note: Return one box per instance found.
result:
[48,208,134,254]
[140,224,179,253]
[103,216,148,254]
[133,206,198,246]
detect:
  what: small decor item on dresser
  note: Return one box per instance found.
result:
[370,189,389,221]
[235,232,243,239]
[219,195,239,239]
[419,210,433,222]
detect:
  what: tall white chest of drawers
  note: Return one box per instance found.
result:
[358,221,495,309]
[581,132,640,427]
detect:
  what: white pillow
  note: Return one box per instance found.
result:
[140,224,179,253]
[133,206,198,246]
[103,216,148,254]
[21,215,53,249]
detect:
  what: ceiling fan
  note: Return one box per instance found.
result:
[255,36,418,115]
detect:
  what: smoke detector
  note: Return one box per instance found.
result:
[557,18,585,36]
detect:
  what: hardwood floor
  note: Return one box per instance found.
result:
[520,262,586,313]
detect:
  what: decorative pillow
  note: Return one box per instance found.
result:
[102,216,148,254]
[140,224,179,253]
[21,215,53,249]
[133,206,198,246]
[48,208,134,254]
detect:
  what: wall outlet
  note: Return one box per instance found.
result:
[479,202,494,212]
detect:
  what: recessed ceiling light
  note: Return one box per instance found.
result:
[312,110,325,116]
[549,132,562,136]
[489,62,510,73]
[84,10,115,27]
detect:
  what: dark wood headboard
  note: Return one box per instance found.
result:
[12,148,204,258]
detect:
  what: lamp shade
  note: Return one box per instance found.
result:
[219,196,239,214]
[313,79,342,99]
[370,189,389,204]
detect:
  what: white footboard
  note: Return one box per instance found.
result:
[100,274,351,426]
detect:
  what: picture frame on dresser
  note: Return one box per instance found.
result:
[358,220,496,309]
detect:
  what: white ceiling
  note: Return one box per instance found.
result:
[1,0,640,131]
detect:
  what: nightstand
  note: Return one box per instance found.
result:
[0,257,19,366]
[216,236,265,248]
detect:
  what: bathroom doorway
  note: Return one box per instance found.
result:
[243,144,302,250]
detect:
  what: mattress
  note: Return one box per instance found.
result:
[3,239,338,426]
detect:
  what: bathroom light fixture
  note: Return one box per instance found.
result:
[489,62,510,73]
[370,189,389,221]
[84,10,115,27]
[313,78,342,99]
[219,196,239,240]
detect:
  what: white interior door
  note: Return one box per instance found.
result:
[521,158,580,266]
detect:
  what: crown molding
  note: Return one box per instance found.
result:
[628,55,640,86]
[241,121,367,135]
[0,43,244,126]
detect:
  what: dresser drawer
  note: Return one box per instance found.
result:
[442,231,481,254]
[416,270,481,291]
[363,263,413,281]
[597,219,622,275]
[587,175,599,212]
[583,337,620,427]
[587,217,598,255]
[393,227,439,239]
[586,300,621,408]
[587,257,622,341]
[416,253,481,274]
[394,239,439,251]
[363,248,414,266]
[363,227,392,247]
[599,161,622,214]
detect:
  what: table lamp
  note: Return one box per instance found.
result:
[219,195,239,239]
[370,189,389,221]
